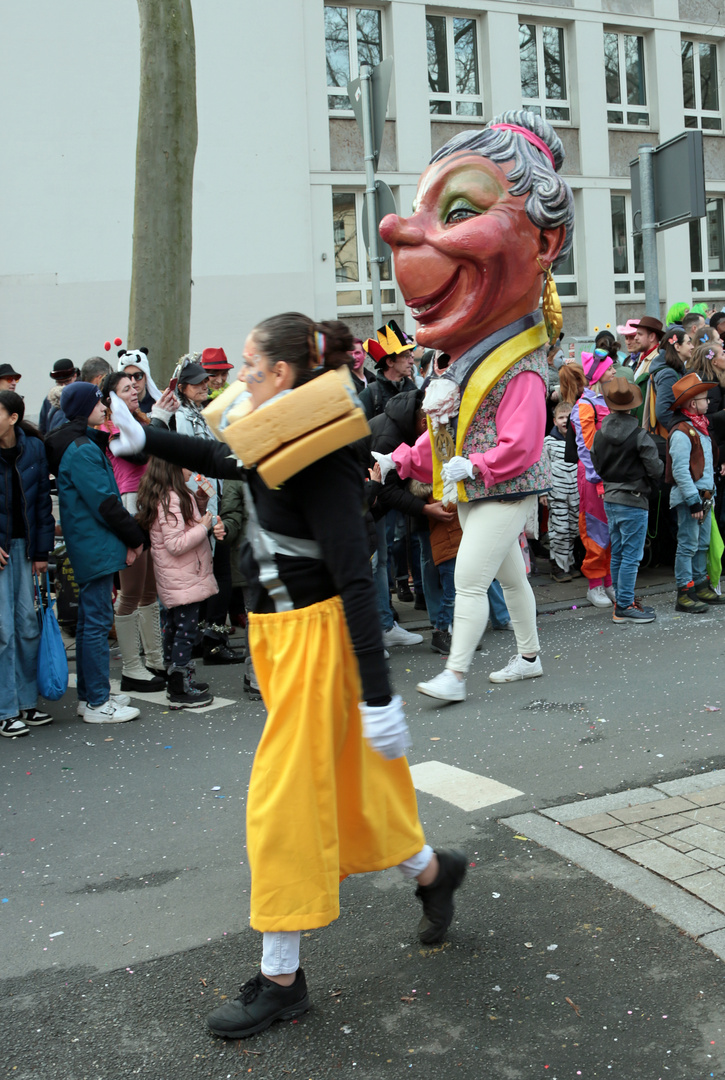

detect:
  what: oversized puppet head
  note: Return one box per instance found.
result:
[379,110,575,360]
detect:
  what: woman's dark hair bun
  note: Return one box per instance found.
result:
[315,319,354,371]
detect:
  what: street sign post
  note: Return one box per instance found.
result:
[630,131,706,318]
[347,58,393,330]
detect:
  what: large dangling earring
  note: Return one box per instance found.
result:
[537,257,563,345]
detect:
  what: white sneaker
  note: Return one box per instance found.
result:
[382,622,424,647]
[489,654,543,683]
[587,585,612,607]
[604,585,616,603]
[83,699,140,724]
[77,693,132,718]
[417,669,467,702]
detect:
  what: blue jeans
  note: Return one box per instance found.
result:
[76,574,115,707]
[489,579,511,628]
[675,503,712,588]
[437,559,456,631]
[0,539,40,721]
[605,502,648,608]
[413,529,441,624]
[373,517,396,632]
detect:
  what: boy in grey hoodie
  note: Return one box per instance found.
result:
[591,377,663,623]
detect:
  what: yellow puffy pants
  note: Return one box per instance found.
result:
[246,596,426,932]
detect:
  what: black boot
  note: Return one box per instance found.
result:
[415,850,467,944]
[675,584,708,613]
[396,578,414,603]
[203,631,245,665]
[166,670,214,709]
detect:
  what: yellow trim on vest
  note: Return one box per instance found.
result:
[430,322,548,502]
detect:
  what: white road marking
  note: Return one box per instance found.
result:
[409,760,523,812]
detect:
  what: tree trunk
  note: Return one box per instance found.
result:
[129,0,197,386]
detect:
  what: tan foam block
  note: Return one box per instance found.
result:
[223,368,358,465]
[202,382,252,438]
[256,409,370,488]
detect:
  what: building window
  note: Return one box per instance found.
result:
[325,5,382,112]
[611,193,644,295]
[682,40,722,132]
[332,191,396,311]
[690,198,725,296]
[519,24,570,122]
[426,13,483,116]
[604,31,649,126]
[554,249,577,298]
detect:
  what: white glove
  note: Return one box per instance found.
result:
[359,693,411,761]
[109,392,147,456]
[442,455,475,484]
[371,451,397,483]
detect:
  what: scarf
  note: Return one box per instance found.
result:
[682,408,710,437]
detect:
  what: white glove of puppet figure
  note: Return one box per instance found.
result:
[441,455,475,484]
[359,693,411,761]
[109,392,147,456]
[371,451,397,483]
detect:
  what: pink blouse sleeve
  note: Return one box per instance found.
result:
[469,371,546,488]
[390,430,433,483]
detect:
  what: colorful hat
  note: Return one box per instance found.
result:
[671,372,716,411]
[601,377,643,412]
[580,351,614,386]
[363,319,415,365]
[201,347,233,373]
[616,320,640,338]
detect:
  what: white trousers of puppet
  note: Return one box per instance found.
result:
[446,495,540,674]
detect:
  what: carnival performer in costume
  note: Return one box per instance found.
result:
[372,110,574,702]
[108,312,466,1040]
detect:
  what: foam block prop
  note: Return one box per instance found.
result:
[203,367,370,488]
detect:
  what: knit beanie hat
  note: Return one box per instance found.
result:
[61,381,103,421]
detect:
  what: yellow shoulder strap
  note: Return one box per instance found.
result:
[428,321,548,501]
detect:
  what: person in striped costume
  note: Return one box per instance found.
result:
[542,401,579,582]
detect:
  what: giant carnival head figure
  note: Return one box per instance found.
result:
[379,110,575,361]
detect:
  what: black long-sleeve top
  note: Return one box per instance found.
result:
[142,426,391,703]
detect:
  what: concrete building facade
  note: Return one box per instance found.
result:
[1,0,724,416]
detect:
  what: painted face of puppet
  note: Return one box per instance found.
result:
[379,151,564,360]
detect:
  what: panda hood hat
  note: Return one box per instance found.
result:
[117,348,162,402]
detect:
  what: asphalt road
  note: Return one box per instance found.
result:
[4,590,725,1079]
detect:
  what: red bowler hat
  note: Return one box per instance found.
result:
[201,347,233,372]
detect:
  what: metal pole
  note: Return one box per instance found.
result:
[638,145,660,319]
[360,62,382,330]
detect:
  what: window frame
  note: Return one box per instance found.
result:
[332,189,398,314]
[518,21,571,125]
[426,11,484,120]
[324,4,384,115]
[681,37,722,133]
[604,30,650,129]
[611,192,646,298]
[690,196,725,299]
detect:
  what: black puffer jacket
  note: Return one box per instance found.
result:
[0,428,54,561]
[356,389,427,522]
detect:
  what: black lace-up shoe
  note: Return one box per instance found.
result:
[206,969,310,1039]
[415,849,467,944]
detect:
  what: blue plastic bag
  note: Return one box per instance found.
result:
[34,572,69,701]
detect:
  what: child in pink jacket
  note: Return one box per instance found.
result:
[136,458,219,709]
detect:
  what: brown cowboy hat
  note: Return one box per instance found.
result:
[671,372,717,411]
[601,377,643,412]
[631,315,664,339]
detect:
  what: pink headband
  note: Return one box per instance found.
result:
[489,123,556,169]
